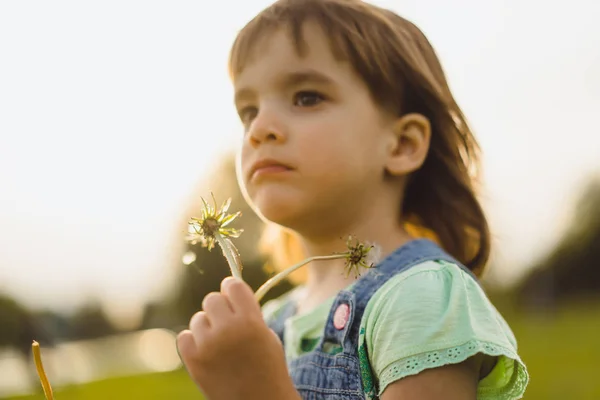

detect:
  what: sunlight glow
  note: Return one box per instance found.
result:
[0,0,598,314]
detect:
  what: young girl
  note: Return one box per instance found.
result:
[176,0,529,398]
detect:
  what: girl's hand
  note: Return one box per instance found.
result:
[177,277,300,400]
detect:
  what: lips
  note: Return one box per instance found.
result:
[249,158,293,180]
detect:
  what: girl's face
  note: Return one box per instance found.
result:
[233,22,395,236]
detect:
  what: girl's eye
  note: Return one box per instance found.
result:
[238,106,258,125]
[293,91,325,107]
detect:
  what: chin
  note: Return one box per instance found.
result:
[249,186,307,228]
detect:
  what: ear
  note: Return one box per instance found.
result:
[385,113,431,176]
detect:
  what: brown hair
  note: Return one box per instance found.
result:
[229,0,490,277]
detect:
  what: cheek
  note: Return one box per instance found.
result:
[239,142,252,179]
[237,143,255,195]
[298,119,373,175]
[297,117,347,154]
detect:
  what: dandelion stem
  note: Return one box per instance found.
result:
[215,232,243,280]
[32,341,54,400]
[255,254,347,302]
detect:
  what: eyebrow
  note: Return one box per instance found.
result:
[234,69,336,105]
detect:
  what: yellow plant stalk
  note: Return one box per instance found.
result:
[32,341,54,400]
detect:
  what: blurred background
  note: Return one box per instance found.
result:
[0,0,599,399]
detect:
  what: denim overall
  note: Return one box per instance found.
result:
[268,239,478,399]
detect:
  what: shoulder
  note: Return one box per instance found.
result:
[363,260,493,338]
[373,258,478,295]
[359,260,529,398]
[365,259,493,319]
[362,259,516,351]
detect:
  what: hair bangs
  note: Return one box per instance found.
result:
[228,0,399,106]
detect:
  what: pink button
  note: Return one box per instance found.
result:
[333,303,350,330]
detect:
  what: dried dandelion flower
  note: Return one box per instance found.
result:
[187,193,244,279]
[341,235,381,278]
[254,236,380,302]
[32,341,54,400]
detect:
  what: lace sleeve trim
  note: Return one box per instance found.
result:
[378,339,529,399]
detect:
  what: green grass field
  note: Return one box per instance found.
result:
[6,370,202,400]
[8,301,600,400]
[506,301,600,399]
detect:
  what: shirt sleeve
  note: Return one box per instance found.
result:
[361,260,529,399]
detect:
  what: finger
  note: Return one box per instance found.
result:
[221,277,260,314]
[176,329,197,365]
[202,292,234,320]
[189,311,210,344]
[176,330,206,393]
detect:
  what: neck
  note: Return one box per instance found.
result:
[296,207,413,305]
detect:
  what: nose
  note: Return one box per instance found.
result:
[246,106,286,147]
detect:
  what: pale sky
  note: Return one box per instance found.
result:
[1,0,599,323]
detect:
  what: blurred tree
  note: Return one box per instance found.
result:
[31,308,70,341]
[0,293,54,357]
[518,178,600,310]
[0,294,28,348]
[139,301,180,330]
[66,300,117,340]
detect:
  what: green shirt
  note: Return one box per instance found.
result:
[263,260,529,399]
